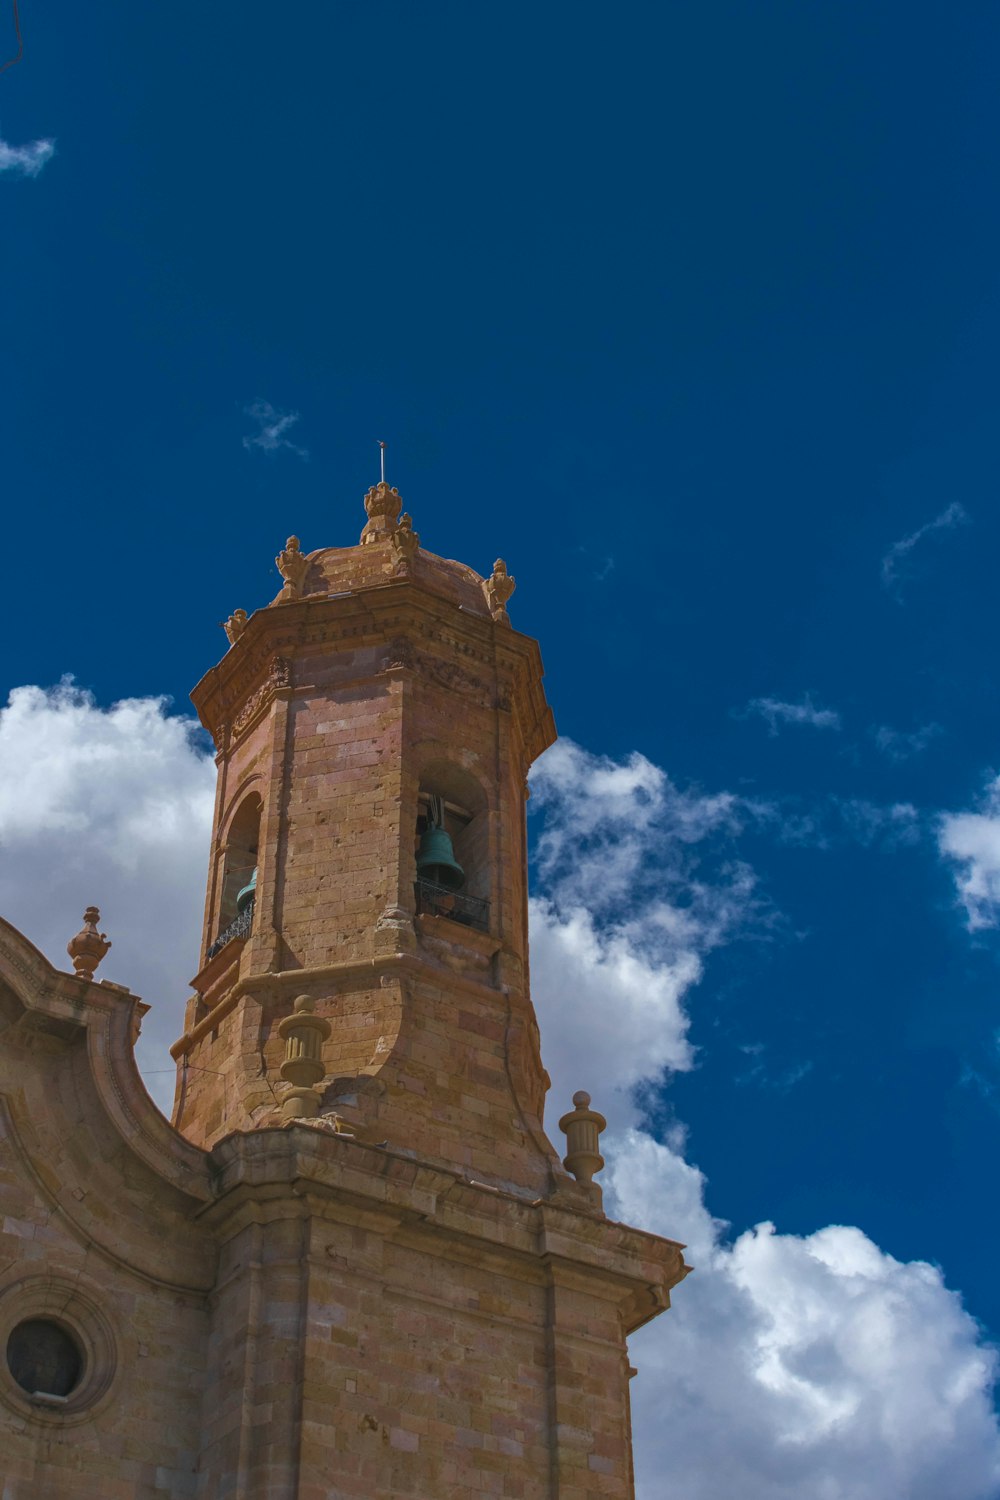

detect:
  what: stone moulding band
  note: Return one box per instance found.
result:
[171,947,525,1059]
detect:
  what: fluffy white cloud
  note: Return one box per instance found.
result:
[741,696,842,735]
[0,133,54,177]
[939,776,1000,930]
[530,739,1000,1500]
[0,682,215,1109]
[607,1134,1000,1500]
[618,1139,1000,1499]
[529,740,757,1128]
[1,696,997,1495]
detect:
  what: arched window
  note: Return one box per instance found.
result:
[209,793,261,955]
[414,763,490,931]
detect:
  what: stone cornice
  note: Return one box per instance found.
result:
[201,1126,690,1333]
[192,580,556,767]
[171,946,539,1055]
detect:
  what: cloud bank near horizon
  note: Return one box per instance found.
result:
[0,686,997,1498]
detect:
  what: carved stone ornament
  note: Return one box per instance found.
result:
[360,481,402,545]
[231,657,291,739]
[223,608,248,646]
[382,637,415,672]
[483,558,516,623]
[275,535,310,600]
[67,907,112,982]
[425,657,488,703]
[388,513,420,576]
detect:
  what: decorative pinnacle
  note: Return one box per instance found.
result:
[389,512,420,576]
[223,608,248,646]
[67,907,112,982]
[276,536,309,601]
[558,1090,607,1186]
[360,480,403,546]
[483,558,516,623]
[278,994,333,1120]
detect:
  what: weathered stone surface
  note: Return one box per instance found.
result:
[0,484,691,1497]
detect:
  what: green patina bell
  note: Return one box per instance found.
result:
[236,867,258,914]
[416,825,465,891]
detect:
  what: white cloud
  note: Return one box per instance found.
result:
[939,776,1000,930]
[0,133,54,177]
[613,1137,1000,1500]
[242,398,308,459]
[530,739,1000,1499]
[742,696,842,736]
[881,502,970,597]
[1,700,997,1496]
[872,722,943,761]
[0,682,216,1110]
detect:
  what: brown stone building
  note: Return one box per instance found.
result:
[0,484,689,1497]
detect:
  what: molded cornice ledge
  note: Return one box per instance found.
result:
[200,1126,690,1333]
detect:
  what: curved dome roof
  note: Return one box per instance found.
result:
[267,483,506,621]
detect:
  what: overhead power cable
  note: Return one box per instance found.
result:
[0,0,23,77]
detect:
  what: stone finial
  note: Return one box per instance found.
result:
[558,1090,606,1185]
[483,558,516,624]
[223,608,248,646]
[360,481,402,545]
[277,995,332,1120]
[276,536,310,601]
[67,907,112,982]
[389,512,420,576]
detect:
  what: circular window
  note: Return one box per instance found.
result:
[0,1275,117,1423]
[7,1318,83,1398]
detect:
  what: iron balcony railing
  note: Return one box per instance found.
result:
[415,878,490,933]
[207,898,255,959]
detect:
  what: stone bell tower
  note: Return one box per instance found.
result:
[159,479,689,1495]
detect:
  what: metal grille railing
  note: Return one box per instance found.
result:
[207,898,255,959]
[415,878,490,932]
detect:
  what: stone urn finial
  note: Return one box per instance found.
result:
[223,608,248,646]
[67,907,112,982]
[558,1090,606,1185]
[483,558,516,624]
[276,536,310,601]
[278,995,333,1119]
[360,482,402,545]
[389,512,420,576]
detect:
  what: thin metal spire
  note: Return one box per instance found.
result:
[378,440,386,484]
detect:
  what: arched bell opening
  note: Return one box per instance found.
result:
[209,792,262,955]
[414,762,491,932]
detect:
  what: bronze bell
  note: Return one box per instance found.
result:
[416,824,465,891]
[236,867,258,914]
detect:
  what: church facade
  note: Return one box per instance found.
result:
[0,484,689,1497]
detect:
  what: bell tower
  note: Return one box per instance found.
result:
[166,479,689,1496]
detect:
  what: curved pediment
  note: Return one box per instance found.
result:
[0,913,214,1292]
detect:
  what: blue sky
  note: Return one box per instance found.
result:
[3,4,1000,1494]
